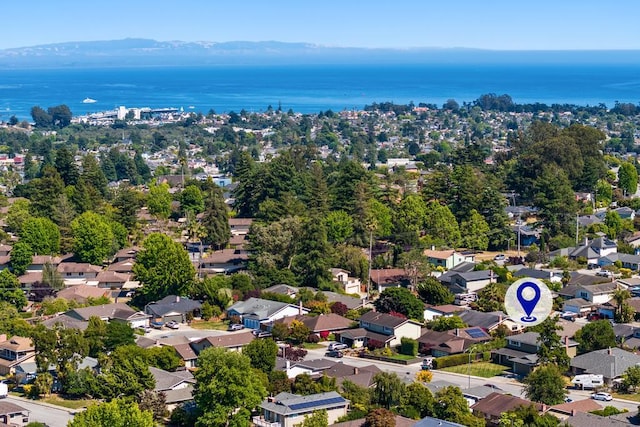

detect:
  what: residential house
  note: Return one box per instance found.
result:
[423,249,466,270]
[414,417,465,427]
[560,282,618,315]
[226,298,309,330]
[492,332,577,375]
[570,347,640,384]
[0,335,35,376]
[547,399,602,421]
[0,401,30,426]
[197,249,248,275]
[423,304,468,322]
[189,332,255,356]
[113,246,140,262]
[333,415,419,427]
[254,391,349,427]
[26,255,63,273]
[369,269,410,292]
[56,262,102,286]
[275,313,354,339]
[56,285,110,304]
[463,385,505,406]
[458,310,523,334]
[322,362,381,389]
[600,252,640,271]
[357,311,423,348]
[228,218,253,236]
[471,392,541,426]
[149,366,195,412]
[106,259,135,274]
[95,270,133,289]
[512,268,561,283]
[41,314,89,331]
[66,303,150,328]
[331,268,362,296]
[172,343,199,369]
[418,328,491,357]
[438,270,497,294]
[512,224,540,247]
[563,410,634,427]
[263,284,299,299]
[0,244,11,257]
[285,359,336,379]
[145,295,202,324]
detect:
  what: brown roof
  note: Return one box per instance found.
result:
[18,271,42,284]
[0,336,33,352]
[276,313,354,332]
[96,270,131,284]
[332,415,416,427]
[114,246,140,260]
[0,401,28,416]
[471,392,541,418]
[57,285,109,302]
[369,268,408,285]
[31,255,62,265]
[172,343,198,361]
[360,310,415,329]
[200,249,249,264]
[57,262,102,274]
[425,304,468,315]
[229,218,254,226]
[424,249,455,259]
[549,398,602,415]
[194,331,254,349]
[107,259,135,273]
[0,256,10,266]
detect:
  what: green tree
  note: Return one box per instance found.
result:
[9,241,33,276]
[461,209,490,250]
[30,106,52,128]
[533,165,578,235]
[180,184,205,215]
[371,372,405,409]
[105,321,135,351]
[67,398,153,427]
[84,316,108,357]
[54,146,79,186]
[340,380,371,412]
[424,200,461,248]
[295,410,328,427]
[71,211,116,265]
[138,390,169,422]
[147,182,172,220]
[201,184,230,249]
[292,216,333,287]
[0,269,26,310]
[21,217,60,255]
[373,287,424,321]
[535,316,570,370]
[399,382,434,419]
[613,288,633,323]
[325,210,354,244]
[434,386,485,427]
[393,194,427,244]
[113,185,143,231]
[523,364,567,405]
[574,320,617,353]
[243,338,278,374]
[365,408,396,427]
[619,161,639,196]
[428,315,466,332]
[95,345,155,400]
[42,261,64,290]
[145,346,183,372]
[474,282,505,312]
[193,347,267,427]
[621,365,640,393]
[417,277,455,305]
[0,302,31,336]
[5,199,31,234]
[133,233,195,304]
[604,211,623,239]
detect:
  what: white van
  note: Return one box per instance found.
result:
[328,342,348,351]
[572,374,604,389]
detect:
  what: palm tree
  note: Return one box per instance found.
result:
[613,288,632,320]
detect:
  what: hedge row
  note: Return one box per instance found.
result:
[400,337,418,356]
[432,351,491,369]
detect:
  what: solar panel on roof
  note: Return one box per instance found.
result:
[466,328,486,338]
[288,396,345,411]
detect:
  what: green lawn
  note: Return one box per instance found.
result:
[40,395,93,410]
[302,343,324,349]
[440,362,507,378]
[189,320,229,330]
[613,392,640,402]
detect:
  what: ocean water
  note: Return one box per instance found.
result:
[1,63,640,120]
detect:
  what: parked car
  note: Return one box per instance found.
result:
[596,270,613,278]
[564,397,573,403]
[150,321,164,329]
[328,342,348,351]
[137,326,152,334]
[228,324,245,331]
[493,254,506,261]
[256,331,272,338]
[591,392,613,401]
[165,321,180,329]
[326,350,344,358]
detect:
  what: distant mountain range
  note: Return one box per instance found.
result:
[1,38,639,68]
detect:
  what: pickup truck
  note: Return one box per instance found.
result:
[150,321,165,329]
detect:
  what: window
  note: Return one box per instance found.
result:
[509,340,521,347]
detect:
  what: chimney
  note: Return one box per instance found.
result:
[572,409,576,416]
[299,300,303,315]
[608,347,612,355]
[175,296,180,303]
[455,328,459,337]
[565,336,569,350]
[354,367,359,375]
[286,360,290,370]
[431,245,435,251]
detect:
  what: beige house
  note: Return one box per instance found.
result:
[358,311,423,348]
[0,335,35,376]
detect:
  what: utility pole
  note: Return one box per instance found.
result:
[367,229,373,302]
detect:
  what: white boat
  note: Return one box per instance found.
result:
[82,97,97,104]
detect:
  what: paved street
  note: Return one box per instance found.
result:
[6,396,74,427]
[303,346,640,412]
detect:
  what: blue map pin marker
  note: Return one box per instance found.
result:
[516,281,541,322]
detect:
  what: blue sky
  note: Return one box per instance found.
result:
[3,0,639,50]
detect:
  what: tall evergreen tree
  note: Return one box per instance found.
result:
[54,146,79,186]
[201,183,230,250]
[292,216,332,287]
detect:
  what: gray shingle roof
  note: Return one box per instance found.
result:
[227,297,294,319]
[458,310,504,329]
[570,347,640,380]
[146,295,202,317]
[260,391,348,416]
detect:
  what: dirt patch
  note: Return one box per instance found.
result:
[473,250,525,262]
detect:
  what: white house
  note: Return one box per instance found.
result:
[423,304,468,322]
[254,391,349,427]
[424,249,466,270]
[226,298,310,330]
[331,268,362,296]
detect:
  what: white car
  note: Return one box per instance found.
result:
[591,392,613,401]
[165,321,180,329]
[328,342,348,351]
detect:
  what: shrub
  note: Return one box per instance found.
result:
[307,333,320,344]
[432,353,481,369]
[367,339,385,350]
[400,337,418,356]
